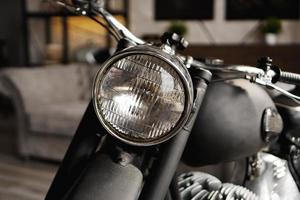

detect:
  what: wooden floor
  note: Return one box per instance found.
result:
[0,154,58,200]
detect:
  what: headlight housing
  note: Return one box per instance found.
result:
[93,45,193,146]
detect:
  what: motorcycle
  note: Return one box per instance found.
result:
[45,1,300,199]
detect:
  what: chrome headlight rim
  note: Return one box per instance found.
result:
[93,46,193,146]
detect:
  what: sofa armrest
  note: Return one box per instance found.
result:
[0,74,30,157]
[0,64,90,157]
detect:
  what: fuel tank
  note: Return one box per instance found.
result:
[182,79,282,166]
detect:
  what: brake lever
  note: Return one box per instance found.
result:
[246,74,300,104]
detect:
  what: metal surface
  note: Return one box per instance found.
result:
[190,59,265,75]
[178,172,258,200]
[178,172,222,200]
[138,76,209,200]
[183,79,278,166]
[262,107,283,142]
[277,102,300,146]
[91,1,145,45]
[93,45,194,146]
[280,71,300,86]
[219,183,258,200]
[245,152,300,200]
[65,153,143,200]
[276,100,300,188]
[288,145,300,189]
[252,77,300,102]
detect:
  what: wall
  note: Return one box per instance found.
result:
[0,0,26,66]
[129,0,300,44]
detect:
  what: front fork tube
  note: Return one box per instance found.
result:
[139,69,212,200]
[45,102,105,200]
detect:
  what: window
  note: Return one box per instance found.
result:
[155,0,214,20]
[226,0,300,20]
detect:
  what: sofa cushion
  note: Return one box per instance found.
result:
[29,101,88,137]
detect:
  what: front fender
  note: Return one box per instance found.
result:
[65,152,143,200]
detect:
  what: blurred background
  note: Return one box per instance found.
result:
[0,0,300,199]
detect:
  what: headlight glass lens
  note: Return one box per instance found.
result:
[94,54,186,144]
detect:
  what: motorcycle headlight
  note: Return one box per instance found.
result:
[93,46,193,146]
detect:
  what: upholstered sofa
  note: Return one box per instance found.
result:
[0,63,99,160]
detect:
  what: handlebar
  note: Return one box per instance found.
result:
[186,56,300,103]
[279,71,300,86]
[55,0,300,104]
[189,57,300,86]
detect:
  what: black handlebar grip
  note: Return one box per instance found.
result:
[279,71,300,86]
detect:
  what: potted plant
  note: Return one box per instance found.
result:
[261,17,282,45]
[167,21,188,37]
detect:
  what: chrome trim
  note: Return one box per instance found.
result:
[246,152,300,200]
[91,2,145,45]
[92,45,194,146]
